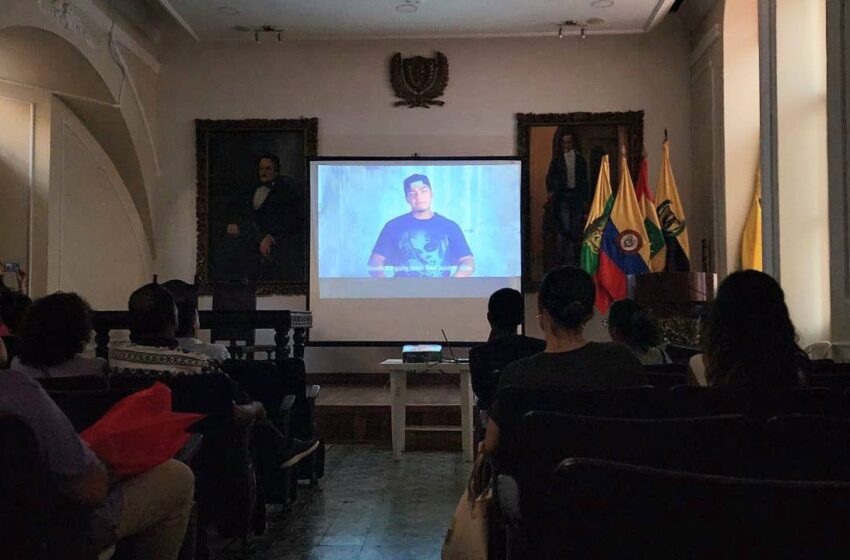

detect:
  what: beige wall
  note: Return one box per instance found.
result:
[722,0,760,273]
[776,0,830,346]
[0,82,52,296]
[0,0,161,266]
[155,19,692,368]
[155,18,693,282]
[0,95,32,276]
[49,99,151,309]
[688,0,724,273]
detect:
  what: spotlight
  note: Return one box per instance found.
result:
[558,25,563,39]
[581,26,587,39]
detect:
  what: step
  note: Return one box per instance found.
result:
[405,424,462,433]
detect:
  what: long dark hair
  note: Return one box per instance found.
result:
[703,270,802,388]
[608,299,660,352]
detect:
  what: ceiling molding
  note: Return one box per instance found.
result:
[210,28,646,42]
[154,0,200,42]
[689,23,721,67]
[73,0,161,73]
[644,0,678,31]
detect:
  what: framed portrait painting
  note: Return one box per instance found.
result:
[516,111,644,290]
[195,118,318,295]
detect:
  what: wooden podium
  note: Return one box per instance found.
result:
[627,272,717,347]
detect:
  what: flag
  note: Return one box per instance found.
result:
[580,155,615,312]
[634,157,666,272]
[741,167,763,270]
[598,154,650,304]
[655,140,691,271]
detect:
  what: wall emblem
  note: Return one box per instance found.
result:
[389,51,449,108]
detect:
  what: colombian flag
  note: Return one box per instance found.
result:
[580,155,615,312]
[598,154,650,303]
[635,157,666,272]
[741,167,763,270]
[655,140,690,271]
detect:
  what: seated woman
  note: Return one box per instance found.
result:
[0,365,194,558]
[483,266,646,454]
[11,292,108,378]
[607,298,670,365]
[688,270,804,388]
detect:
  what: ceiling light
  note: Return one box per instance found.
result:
[581,27,587,39]
[591,0,615,7]
[217,6,239,16]
[558,25,563,39]
[396,0,420,13]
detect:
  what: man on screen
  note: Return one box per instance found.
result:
[368,174,474,278]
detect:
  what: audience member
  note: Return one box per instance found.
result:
[0,367,194,558]
[484,266,645,453]
[1,291,32,366]
[607,298,670,365]
[161,280,230,362]
[688,270,805,388]
[469,288,544,414]
[111,282,317,464]
[12,292,108,378]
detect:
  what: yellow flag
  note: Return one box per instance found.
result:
[635,158,667,272]
[655,140,691,271]
[741,167,763,271]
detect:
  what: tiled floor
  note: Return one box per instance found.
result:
[209,444,472,560]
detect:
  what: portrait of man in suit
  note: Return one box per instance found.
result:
[197,118,316,294]
[543,127,590,268]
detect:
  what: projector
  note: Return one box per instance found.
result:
[402,344,443,363]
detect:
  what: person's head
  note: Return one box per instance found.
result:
[0,291,32,334]
[607,299,661,352]
[704,270,801,389]
[537,266,595,336]
[562,133,575,153]
[18,292,92,367]
[403,174,433,214]
[161,280,199,339]
[128,282,178,342]
[487,288,524,333]
[258,153,281,185]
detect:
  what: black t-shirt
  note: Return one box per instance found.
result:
[371,213,472,277]
[490,342,646,425]
[469,335,546,411]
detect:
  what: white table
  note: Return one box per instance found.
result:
[379,359,474,462]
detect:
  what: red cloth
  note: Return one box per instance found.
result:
[81,382,204,477]
[0,323,10,337]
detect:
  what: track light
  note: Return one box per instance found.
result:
[581,26,587,39]
[558,25,563,39]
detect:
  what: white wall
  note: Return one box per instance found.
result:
[155,19,692,370]
[0,95,32,275]
[722,0,760,273]
[776,0,830,346]
[689,1,724,273]
[0,82,52,296]
[48,99,151,309]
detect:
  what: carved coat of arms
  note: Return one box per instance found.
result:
[389,52,449,108]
